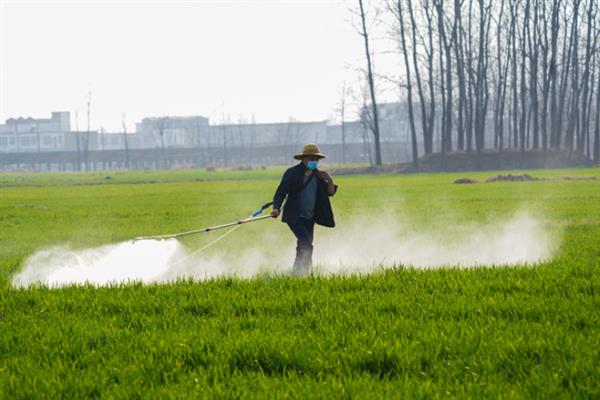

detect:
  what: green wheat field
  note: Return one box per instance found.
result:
[1,166,599,398]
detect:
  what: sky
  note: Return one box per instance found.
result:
[1,0,399,132]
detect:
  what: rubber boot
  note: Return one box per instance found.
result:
[292,242,313,277]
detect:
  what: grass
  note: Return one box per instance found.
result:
[1,166,599,398]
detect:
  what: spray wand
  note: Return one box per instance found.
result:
[133,201,274,241]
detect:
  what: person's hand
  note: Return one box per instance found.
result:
[270,209,280,218]
[318,170,333,182]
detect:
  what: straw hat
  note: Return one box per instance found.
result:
[294,143,326,160]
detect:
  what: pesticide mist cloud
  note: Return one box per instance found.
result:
[12,210,559,288]
[315,210,557,273]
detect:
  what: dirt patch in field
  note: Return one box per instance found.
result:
[454,178,478,184]
[452,174,597,184]
[485,174,597,183]
[560,176,598,181]
[486,174,541,182]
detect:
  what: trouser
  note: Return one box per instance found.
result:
[287,217,315,276]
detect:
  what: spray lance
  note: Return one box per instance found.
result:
[133,201,274,242]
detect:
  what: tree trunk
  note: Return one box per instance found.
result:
[358,0,382,165]
[529,0,540,149]
[122,116,130,170]
[434,0,454,153]
[510,0,519,149]
[518,0,531,153]
[340,82,347,164]
[474,0,491,152]
[408,0,434,155]
[453,0,466,150]
[397,0,419,168]
[577,0,596,155]
[424,0,437,154]
[595,53,600,162]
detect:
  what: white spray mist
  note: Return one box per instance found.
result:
[12,210,559,288]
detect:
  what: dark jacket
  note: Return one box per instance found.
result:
[273,162,338,227]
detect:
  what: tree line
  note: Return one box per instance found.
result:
[358,0,600,167]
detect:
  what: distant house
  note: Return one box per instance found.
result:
[0,112,71,153]
[0,112,148,153]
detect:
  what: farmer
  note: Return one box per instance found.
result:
[271,143,338,276]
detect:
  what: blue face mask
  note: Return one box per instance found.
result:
[306,161,319,170]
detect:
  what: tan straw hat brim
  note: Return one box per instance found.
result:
[294,152,326,160]
[294,143,327,160]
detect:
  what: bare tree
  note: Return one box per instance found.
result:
[249,114,257,165]
[99,126,105,151]
[528,0,540,149]
[338,82,349,164]
[455,0,467,150]
[74,111,82,171]
[83,90,92,171]
[157,117,167,169]
[357,0,383,165]
[393,0,419,167]
[577,0,598,155]
[237,114,246,166]
[194,119,203,168]
[540,0,561,152]
[221,112,230,167]
[473,0,492,153]
[595,51,600,162]
[434,0,457,155]
[121,113,130,169]
[409,0,436,155]
[374,0,598,166]
[565,0,583,153]
[493,0,510,151]
[465,0,476,152]
[359,84,374,166]
[517,0,531,154]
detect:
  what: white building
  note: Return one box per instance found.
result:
[0,112,71,153]
[135,115,210,148]
[1,104,412,155]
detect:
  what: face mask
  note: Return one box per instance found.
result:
[307,161,319,170]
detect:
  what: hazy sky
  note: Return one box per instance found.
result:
[1,0,397,132]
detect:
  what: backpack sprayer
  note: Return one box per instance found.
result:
[133,201,274,242]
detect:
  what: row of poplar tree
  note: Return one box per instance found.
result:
[358,0,600,167]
